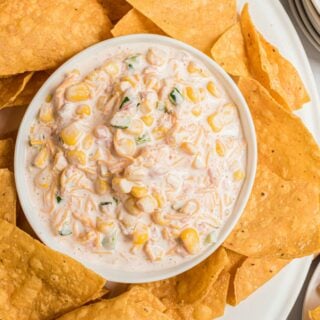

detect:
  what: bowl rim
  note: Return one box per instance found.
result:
[15,34,257,283]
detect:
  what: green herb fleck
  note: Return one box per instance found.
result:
[135,134,151,145]
[119,96,130,109]
[56,195,62,203]
[125,55,140,70]
[112,197,119,205]
[169,88,183,105]
[111,125,129,129]
[100,201,113,206]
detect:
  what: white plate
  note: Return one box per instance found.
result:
[303,261,320,320]
[219,0,320,319]
[303,0,320,34]
[311,0,320,14]
[290,0,320,52]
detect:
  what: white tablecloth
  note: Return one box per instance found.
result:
[279,1,320,319]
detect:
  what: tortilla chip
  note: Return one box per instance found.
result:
[0,169,16,224]
[7,71,50,107]
[238,77,320,183]
[177,272,230,320]
[224,164,320,258]
[0,0,112,75]
[0,219,106,319]
[211,23,250,77]
[176,247,229,303]
[112,9,165,37]
[56,287,171,320]
[0,138,14,169]
[310,306,320,320]
[224,249,246,305]
[228,256,289,305]
[240,4,309,110]
[101,0,132,23]
[127,0,237,54]
[133,247,229,319]
[0,73,33,109]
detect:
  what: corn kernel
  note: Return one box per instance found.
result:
[65,83,90,102]
[29,139,45,146]
[207,81,220,97]
[131,186,148,198]
[141,115,154,126]
[125,119,144,136]
[152,192,165,208]
[233,170,245,181]
[180,142,197,155]
[120,76,137,88]
[76,104,91,117]
[38,105,54,123]
[207,114,222,133]
[67,150,86,165]
[186,86,199,103]
[191,106,202,117]
[124,197,142,216]
[133,226,149,245]
[82,134,94,150]
[216,140,225,157]
[136,195,157,213]
[60,124,81,146]
[33,148,49,169]
[187,61,201,74]
[180,228,200,254]
[152,126,167,140]
[114,138,136,157]
[112,177,133,194]
[95,177,110,195]
[103,61,120,77]
[96,218,114,233]
[45,94,53,103]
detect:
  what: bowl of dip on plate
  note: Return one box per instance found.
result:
[15,34,257,283]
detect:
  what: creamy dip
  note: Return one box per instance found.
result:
[27,44,246,271]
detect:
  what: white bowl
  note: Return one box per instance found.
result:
[15,34,257,283]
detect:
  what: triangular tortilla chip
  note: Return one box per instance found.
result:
[176,247,228,303]
[7,71,50,107]
[177,272,230,320]
[127,0,236,54]
[224,164,320,258]
[0,138,14,169]
[211,23,250,77]
[238,77,320,183]
[0,219,106,319]
[112,9,165,37]
[134,247,230,320]
[310,306,320,320]
[0,73,33,109]
[240,4,309,110]
[56,287,171,320]
[0,0,112,75]
[0,169,16,224]
[101,0,132,23]
[227,254,289,305]
[224,249,246,305]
